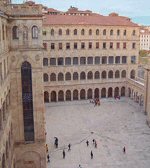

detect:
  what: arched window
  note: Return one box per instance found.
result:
[87,71,93,80]
[44,91,49,102]
[87,89,92,99]
[12,26,19,39]
[73,90,78,100]
[110,29,113,35]
[114,87,119,97]
[108,70,113,78]
[80,72,86,80]
[43,73,48,82]
[58,29,62,35]
[43,58,48,66]
[58,73,64,81]
[51,29,54,36]
[115,70,120,78]
[108,87,113,97]
[81,29,85,35]
[80,89,85,99]
[96,29,99,35]
[94,88,99,98]
[65,72,71,80]
[74,29,77,35]
[101,88,106,98]
[66,29,70,35]
[89,29,92,35]
[132,30,136,36]
[130,70,135,79]
[66,90,71,101]
[121,87,125,96]
[58,90,64,101]
[51,91,56,102]
[117,29,120,36]
[95,71,100,79]
[73,72,78,80]
[103,29,106,35]
[121,70,126,78]
[32,26,38,39]
[50,73,56,81]
[21,61,34,141]
[102,71,107,79]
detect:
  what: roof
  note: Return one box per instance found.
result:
[43,13,139,27]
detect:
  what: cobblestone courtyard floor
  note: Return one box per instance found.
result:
[45,98,150,168]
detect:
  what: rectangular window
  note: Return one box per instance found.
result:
[116,42,120,49]
[42,31,47,36]
[123,42,126,49]
[122,56,127,64]
[58,57,64,65]
[65,57,71,65]
[89,42,92,49]
[110,42,113,49]
[108,56,114,64]
[51,43,55,50]
[73,57,78,65]
[102,56,107,64]
[59,43,62,50]
[50,58,56,65]
[81,42,85,49]
[43,43,47,50]
[80,57,86,65]
[96,42,99,49]
[95,57,100,64]
[74,42,78,49]
[87,57,93,64]
[131,56,136,64]
[115,56,120,64]
[103,42,106,49]
[132,43,136,49]
[66,43,70,50]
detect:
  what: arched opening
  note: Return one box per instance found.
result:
[130,70,135,79]
[108,87,113,97]
[114,87,119,97]
[108,70,113,78]
[115,70,120,78]
[101,88,106,98]
[58,29,62,35]
[65,72,71,81]
[89,29,92,35]
[87,89,92,99]
[73,90,78,100]
[96,29,99,35]
[32,25,38,39]
[94,88,99,99]
[102,71,107,79]
[80,89,85,100]
[51,91,56,102]
[128,88,131,97]
[81,29,85,35]
[73,72,78,80]
[121,87,125,96]
[95,71,100,79]
[43,73,48,82]
[121,70,126,78]
[44,91,49,102]
[58,73,64,81]
[80,72,86,80]
[50,73,56,81]
[58,90,64,101]
[103,29,106,35]
[12,26,19,39]
[87,71,93,80]
[74,29,77,35]
[66,29,70,35]
[51,29,54,36]
[21,61,34,141]
[66,90,71,101]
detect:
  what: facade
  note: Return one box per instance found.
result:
[140,27,150,50]
[0,1,149,168]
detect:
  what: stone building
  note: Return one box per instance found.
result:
[0,1,149,168]
[140,27,150,50]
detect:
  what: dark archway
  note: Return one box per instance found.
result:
[80,89,86,100]
[66,90,71,101]
[58,90,64,101]
[87,89,92,99]
[51,91,56,102]
[114,87,119,97]
[121,87,125,96]
[94,88,99,98]
[44,91,49,102]
[108,87,113,97]
[73,90,78,100]
[101,88,106,98]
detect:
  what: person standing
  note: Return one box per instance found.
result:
[86,140,89,146]
[90,150,93,159]
[63,149,65,159]
[68,144,71,151]
[47,154,50,162]
[123,146,126,154]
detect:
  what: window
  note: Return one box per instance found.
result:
[65,72,71,80]
[89,42,92,49]
[96,42,99,49]
[117,29,120,36]
[43,73,48,82]
[123,30,126,36]
[66,29,70,35]
[108,56,114,64]
[32,26,38,39]
[51,29,54,36]
[132,43,136,49]
[50,58,56,65]
[102,71,106,79]
[58,29,62,35]
[110,29,113,36]
[12,26,19,39]
[58,57,64,65]
[80,57,86,65]
[73,57,78,65]
[43,30,46,36]
[131,56,136,64]
[130,70,135,79]
[74,42,78,49]
[74,29,77,35]
[73,72,78,80]
[122,56,127,64]
[50,73,56,81]
[21,62,34,141]
[59,43,62,50]
[103,29,106,35]
[87,57,93,64]
[80,72,86,80]
[51,43,55,50]
[58,73,64,81]
[108,70,113,78]
[121,70,126,78]
[132,30,136,36]
[123,42,126,49]
[81,42,85,49]
[115,56,120,64]
[103,42,106,49]
[65,57,71,65]
[43,58,48,66]
[96,29,99,35]
[66,43,70,50]
[95,56,100,64]
[87,71,93,79]
[81,29,85,35]
[115,70,120,78]
[89,29,92,35]
[43,43,47,50]
[102,56,107,64]
[95,71,100,79]
[110,42,113,49]
[116,42,120,49]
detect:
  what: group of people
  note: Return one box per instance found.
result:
[90,98,101,106]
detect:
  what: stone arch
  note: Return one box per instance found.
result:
[130,69,135,79]
[58,90,64,101]
[95,71,100,79]
[44,91,49,102]
[81,29,85,35]
[114,87,119,97]
[73,90,78,100]
[121,87,125,96]
[102,71,107,79]
[80,89,86,100]
[87,71,93,80]
[50,73,56,81]
[43,73,48,82]
[94,88,99,98]
[121,70,126,78]
[65,72,71,81]
[80,72,86,80]
[108,70,113,78]
[73,72,78,80]
[66,90,71,101]
[58,28,62,35]
[58,72,64,81]
[87,88,92,99]
[101,88,106,98]
[108,87,113,97]
[115,70,120,78]
[96,29,99,35]
[51,91,56,102]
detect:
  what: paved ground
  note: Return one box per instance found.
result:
[45,98,150,168]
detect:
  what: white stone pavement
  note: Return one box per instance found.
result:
[45,98,150,168]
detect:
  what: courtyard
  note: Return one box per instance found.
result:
[45,98,150,168]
